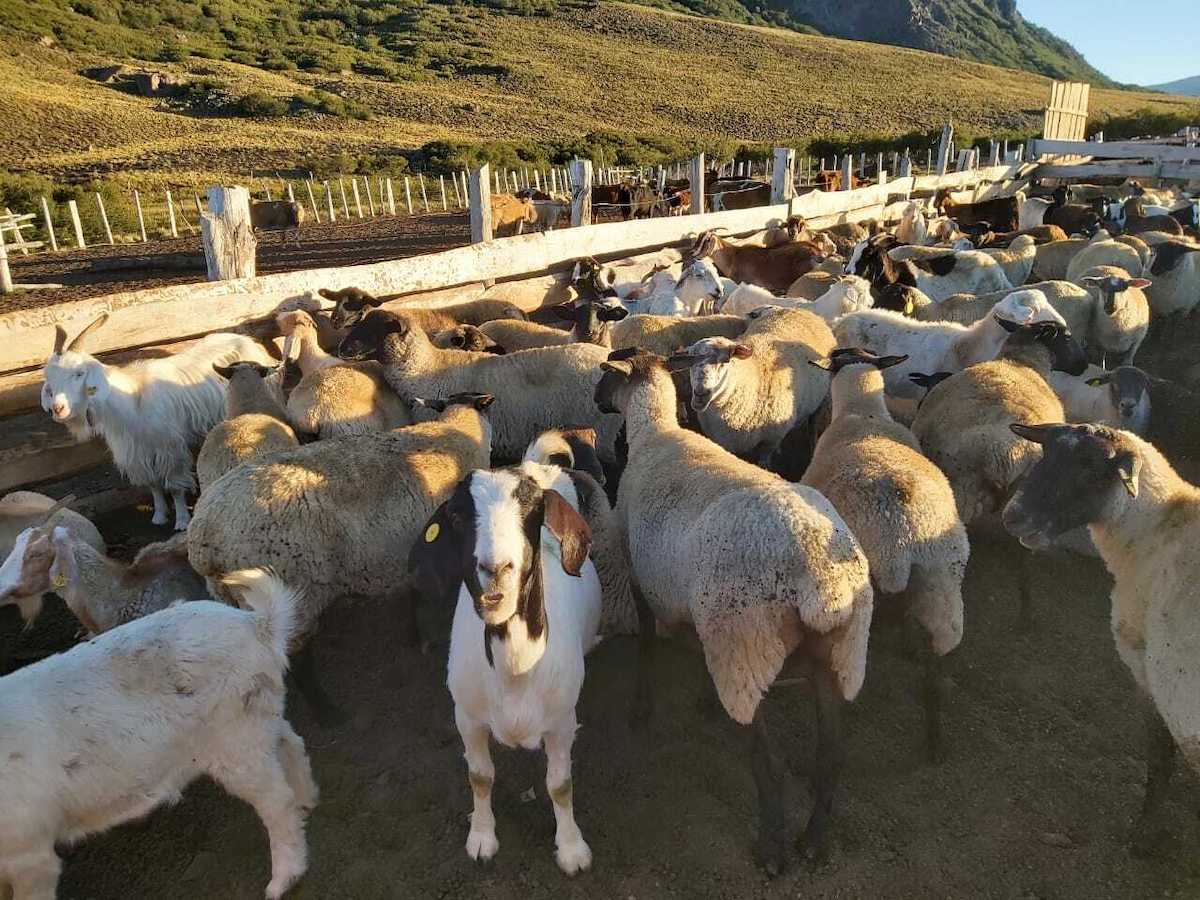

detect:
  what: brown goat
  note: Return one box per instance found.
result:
[933,188,1020,233]
[690,230,828,294]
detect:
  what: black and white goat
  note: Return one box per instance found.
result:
[413,464,600,876]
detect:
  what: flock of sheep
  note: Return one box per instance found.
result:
[1,173,1199,898]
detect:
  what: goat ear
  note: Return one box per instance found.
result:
[53,325,68,356]
[731,343,753,360]
[360,292,384,309]
[542,490,592,577]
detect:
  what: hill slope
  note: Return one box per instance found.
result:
[1150,75,1200,97]
[0,2,1191,186]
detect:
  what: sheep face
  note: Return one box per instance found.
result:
[996,318,1088,375]
[1087,367,1151,433]
[674,338,753,411]
[1003,423,1140,549]
[0,527,54,624]
[447,325,505,354]
[338,310,408,361]
[1080,274,1152,315]
[412,470,591,634]
[321,287,383,330]
[550,300,627,344]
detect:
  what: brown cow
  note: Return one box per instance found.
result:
[490,193,538,237]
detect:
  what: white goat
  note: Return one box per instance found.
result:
[41,314,271,530]
[0,569,316,900]
[722,276,873,322]
[640,259,724,316]
[416,465,601,875]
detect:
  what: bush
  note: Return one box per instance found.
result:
[292,90,372,120]
[235,91,289,117]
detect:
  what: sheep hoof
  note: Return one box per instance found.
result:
[264,856,306,899]
[151,511,169,526]
[555,837,593,876]
[466,829,499,863]
[796,830,829,871]
[753,834,788,877]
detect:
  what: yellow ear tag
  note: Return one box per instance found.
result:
[425,522,440,543]
[86,386,97,397]
[53,573,66,589]
[904,298,914,315]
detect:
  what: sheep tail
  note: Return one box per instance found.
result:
[218,567,300,669]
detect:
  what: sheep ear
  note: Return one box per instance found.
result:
[874,354,909,370]
[600,360,634,376]
[598,304,629,322]
[1114,451,1140,498]
[664,354,696,372]
[808,358,833,371]
[1128,278,1152,289]
[550,303,578,321]
[731,343,753,360]
[542,490,592,577]
[361,292,384,309]
[1009,422,1072,444]
[212,363,236,379]
[1085,376,1107,387]
[993,315,1021,333]
[407,496,470,610]
[1080,276,1104,287]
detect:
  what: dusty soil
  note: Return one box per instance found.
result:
[3,507,1198,900]
[2,212,473,311]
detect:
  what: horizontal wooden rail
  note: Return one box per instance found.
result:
[1030,139,1200,163]
[1035,162,1199,181]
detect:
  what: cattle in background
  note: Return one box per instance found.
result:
[491,194,539,237]
[250,200,305,247]
[709,180,771,212]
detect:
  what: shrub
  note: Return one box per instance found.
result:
[292,90,372,120]
[235,91,289,117]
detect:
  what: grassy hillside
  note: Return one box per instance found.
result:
[0,1,1194,189]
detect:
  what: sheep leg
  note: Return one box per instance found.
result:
[171,489,191,532]
[797,663,843,869]
[150,487,169,526]
[211,754,308,900]
[458,712,499,863]
[629,581,657,731]
[544,717,592,875]
[748,704,788,876]
[1131,707,1177,858]
[2,845,60,900]
[288,642,346,728]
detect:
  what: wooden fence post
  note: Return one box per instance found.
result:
[570,159,593,227]
[550,169,559,194]
[439,175,448,211]
[130,191,147,242]
[451,173,462,207]
[351,179,363,218]
[689,154,705,215]
[404,177,414,215]
[338,179,350,219]
[936,123,954,176]
[990,140,1000,166]
[165,191,178,238]
[40,197,58,252]
[0,230,12,295]
[67,200,86,248]
[841,154,853,190]
[200,186,256,281]
[420,176,430,213]
[386,179,396,215]
[95,193,114,245]
[305,180,321,223]
[323,181,336,222]
[285,184,295,205]
[365,178,377,216]
[770,147,795,204]
[193,193,204,219]
[469,164,493,244]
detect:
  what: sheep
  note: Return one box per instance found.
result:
[1044,186,1103,236]
[834,289,1070,399]
[1064,238,1146,283]
[1077,266,1152,365]
[786,270,840,300]
[1002,423,1200,855]
[250,199,304,246]
[478,319,573,352]
[1,527,207,636]
[722,275,874,323]
[690,230,830,294]
[967,224,1069,249]
[1032,235,1096,281]
[40,313,273,531]
[1106,197,1186,237]
[979,234,1037,286]
[1047,365,1151,434]
[0,495,104,628]
[430,324,506,354]
[277,309,411,439]
[0,568,316,900]
[885,245,1014,302]
[477,299,627,352]
[607,313,747,357]
[188,392,496,721]
[1142,239,1200,318]
[911,318,1086,528]
[197,361,299,492]
[338,310,622,463]
[671,306,835,464]
[410,465,602,874]
[802,348,968,760]
[593,349,872,873]
[323,286,526,332]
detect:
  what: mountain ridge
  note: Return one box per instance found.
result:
[1149,75,1200,97]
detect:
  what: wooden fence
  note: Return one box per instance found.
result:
[1028,138,1200,183]
[0,159,1032,495]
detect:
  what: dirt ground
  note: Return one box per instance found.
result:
[3,503,1198,900]
[2,212,474,311]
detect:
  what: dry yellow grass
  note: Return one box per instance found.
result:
[0,2,1192,186]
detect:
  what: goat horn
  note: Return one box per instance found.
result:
[66,312,110,353]
[52,325,68,356]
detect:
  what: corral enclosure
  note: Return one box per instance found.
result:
[2,89,1200,900]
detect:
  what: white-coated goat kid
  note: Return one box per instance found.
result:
[414,464,600,876]
[40,314,271,530]
[0,569,316,900]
